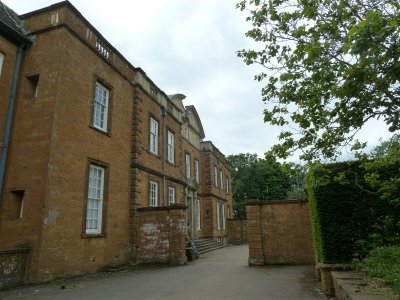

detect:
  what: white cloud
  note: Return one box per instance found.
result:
[5,0,394,161]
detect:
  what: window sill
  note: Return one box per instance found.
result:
[82,233,106,238]
[89,124,111,137]
[147,150,161,158]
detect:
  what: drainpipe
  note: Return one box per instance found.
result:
[161,106,166,206]
[191,192,194,239]
[0,45,26,200]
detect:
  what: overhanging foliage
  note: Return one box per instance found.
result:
[237,0,400,161]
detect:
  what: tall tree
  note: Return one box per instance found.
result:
[237,0,400,161]
[227,153,260,218]
[363,134,400,206]
[281,162,307,199]
[227,153,293,218]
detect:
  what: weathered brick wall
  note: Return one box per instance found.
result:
[247,200,315,265]
[0,1,233,285]
[200,197,213,238]
[0,36,18,147]
[247,204,265,265]
[131,86,184,185]
[199,143,233,240]
[136,205,187,265]
[200,143,232,201]
[0,249,29,290]
[1,14,134,283]
[226,219,247,244]
[0,29,63,282]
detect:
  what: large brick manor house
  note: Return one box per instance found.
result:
[0,1,232,285]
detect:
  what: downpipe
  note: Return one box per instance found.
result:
[161,106,166,206]
[0,45,25,200]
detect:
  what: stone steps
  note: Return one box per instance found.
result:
[194,238,228,255]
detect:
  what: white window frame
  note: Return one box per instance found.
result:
[216,202,220,230]
[0,53,4,78]
[214,166,218,187]
[226,177,229,194]
[168,186,175,205]
[150,181,158,207]
[150,117,159,155]
[195,198,201,230]
[93,82,109,132]
[222,203,226,230]
[219,170,223,189]
[167,131,175,163]
[86,164,105,234]
[185,153,191,179]
[194,159,199,183]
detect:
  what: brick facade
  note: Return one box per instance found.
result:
[0,36,18,145]
[0,1,232,284]
[247,200,315,265]
[226,219,247,244]
[200,142,233,243]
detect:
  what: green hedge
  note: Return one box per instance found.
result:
[307,161,400,263]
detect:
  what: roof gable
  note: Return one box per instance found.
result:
[0,1,31,45]
[185,105,205,139]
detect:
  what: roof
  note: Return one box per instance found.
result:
[201,140,231,168]
[0,1,31,45]
[185,105,205,139]
[168,94,186,113]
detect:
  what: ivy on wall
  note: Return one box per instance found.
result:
[307,161,400,263]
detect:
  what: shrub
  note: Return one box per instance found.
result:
[357,246,400,294]
[307,161,400,263]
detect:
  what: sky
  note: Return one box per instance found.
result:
[5,0,394,161]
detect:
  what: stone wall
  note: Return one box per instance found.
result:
[247,200,315,265]
[0,249,29,290]
[136,205,187,265]
[226,219,247,244]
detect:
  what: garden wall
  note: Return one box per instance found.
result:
[226,219,247,244]
[136,205,187,265]
[247,200,315,265]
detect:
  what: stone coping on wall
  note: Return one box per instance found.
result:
[317,262,354,297]
[332,271,393,300]
[0,248,30,255]
[246,199,307,205]
[317,263,354,271]
[136,204,187,212]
